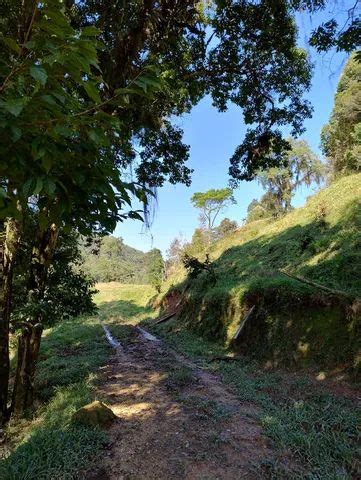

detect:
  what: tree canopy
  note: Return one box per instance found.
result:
[321,54,361,178]
[256,139,324,215]
[191,188,235,230]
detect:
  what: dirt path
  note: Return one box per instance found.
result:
[88,325,273,480]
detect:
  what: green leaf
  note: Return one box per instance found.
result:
[22,178,34,198]
[41,94,57,105]
[42,157,53,173]
[81,26,100,37]
[33,178,43,196]
[3,99,25,116]
[44,178,56,196]
[30,65,48,85]
[84,82,101,102]
[3,37,21,54]
[10,126,22,142]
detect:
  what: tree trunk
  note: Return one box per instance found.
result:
[11,322,43,416]
[11,223,58,416]
[0,219,21,424]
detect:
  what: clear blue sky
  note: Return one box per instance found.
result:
[115,6,351,255]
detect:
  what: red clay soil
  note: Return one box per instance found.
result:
[86,327,276,480]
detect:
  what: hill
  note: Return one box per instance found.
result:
[160,173,361,373]
[81,236,151,284]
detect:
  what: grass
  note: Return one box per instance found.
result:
[179,395,233,423]
[1,316,111,480]
[85,282,360,479]
[152,321,360,479]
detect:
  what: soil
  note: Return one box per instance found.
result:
[86,326,275,480]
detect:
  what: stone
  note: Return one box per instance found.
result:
[72,400,117,427]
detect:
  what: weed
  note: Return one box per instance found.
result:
[164,366,195,390]
[181,395,233,422]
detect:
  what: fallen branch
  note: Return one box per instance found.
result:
[232,305,256,342]
[155,311,177,325]
[279,270,356,301]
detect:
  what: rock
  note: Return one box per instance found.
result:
[72,400,117,427]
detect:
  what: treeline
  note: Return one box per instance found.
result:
[81,236,164,289]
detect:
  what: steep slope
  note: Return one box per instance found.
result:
[161,174,361,373]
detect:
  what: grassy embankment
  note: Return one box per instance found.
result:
[160,173,361,372]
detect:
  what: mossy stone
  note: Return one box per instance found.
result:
[72,401,117,427]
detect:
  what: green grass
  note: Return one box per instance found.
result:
[151,322,360,480]
[159,174,361,371]
[1,316,111,480]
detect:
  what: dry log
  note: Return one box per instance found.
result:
[279,270,356,300]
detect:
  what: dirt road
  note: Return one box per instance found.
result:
[87,326,273,480]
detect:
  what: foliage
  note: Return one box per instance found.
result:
[191,188,235,230]
[12,231,97,327]
[0,1,155,228]
[255,139,324,215]
[161,173,361,368]
[146,248,164,293]
[182,253,216,283]
[245,193,279,222]
[184,220,239,258]
[215,218,238,238]
[321,54,361,177]
[82,236,151,284]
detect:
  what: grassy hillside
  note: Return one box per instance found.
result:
[161,174,361,372]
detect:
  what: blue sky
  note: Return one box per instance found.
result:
[115,6,352,255]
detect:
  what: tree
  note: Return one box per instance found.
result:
[216,218,238,238]
[321,54,361,178]
[256,139,325,215]
[191,189,235,231]
[245,193,279,223]
[147,249,164,293]
[0,1,161,419]
[82,235,151,283]
[67,0,317,181]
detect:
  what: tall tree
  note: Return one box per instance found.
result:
[256,139,325,215]
[0,0,160,418]
[191,188,236,231]
[321,54,361,178]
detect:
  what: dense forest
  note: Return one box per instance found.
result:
[0,1,359,479]
[81,236,164,286]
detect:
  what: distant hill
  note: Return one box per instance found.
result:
[159,173,361,373]
[81,236,150,284]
